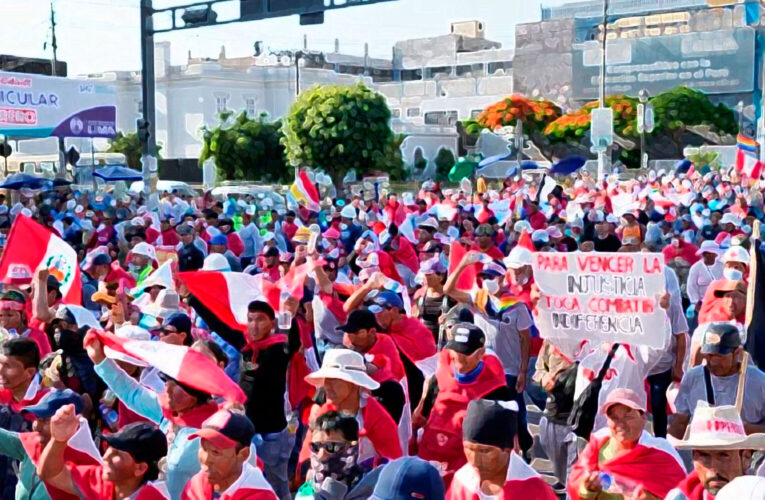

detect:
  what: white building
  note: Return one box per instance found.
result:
[81,21,514,179]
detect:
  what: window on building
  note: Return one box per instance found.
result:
[215,96,228,113]
[426,66,453,78]
[424,110,458,126]
[470,109,483,119]
[401,69,423,81]
[392,108,402,118]
[407,108,421,117]
[488,61,513,75]
[456,63,485,77]
[245,98,257,116]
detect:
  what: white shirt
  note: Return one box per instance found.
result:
[687,259,723,305]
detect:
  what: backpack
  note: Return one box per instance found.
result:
[567,343,620,438]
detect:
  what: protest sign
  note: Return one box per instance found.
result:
[532,252,668,348]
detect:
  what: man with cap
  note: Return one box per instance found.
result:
[666,403,765,500]
[568,388,686,500]
[413,323,509,485]
[86,336,219,500]
[38,405,170,500]
[339,205,362,255]
[296,411,383,500]
[670,323,765,439]
[0,389,87,500]
[339,309,406,424]
[183,409,277,500]
[369,456,444,500]
[208,234,242,272]
[303,349,402,468]
[81,252,114,313]
[238,206,263,269]
[216,219,245,258]
[416,217,439,252]
[447,399,557,500]
[471,224,504,260]
[256,247,282,282]
[156,311,194,347]
[177,224,205,272]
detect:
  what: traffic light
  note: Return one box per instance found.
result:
[65,146,80,166]
[137,119,151,144]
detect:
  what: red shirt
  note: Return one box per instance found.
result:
[366,333,406,383]
[70,465,170,500]
[182,463,277,500]
[528,211,547,230]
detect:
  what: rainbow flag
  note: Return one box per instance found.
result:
[496,293,522,313]
[289,169,321,212]
[737,133,758,153]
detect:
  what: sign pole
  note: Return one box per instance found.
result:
[140,0,157,199]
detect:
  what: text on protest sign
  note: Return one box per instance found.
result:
[532,252,668,348]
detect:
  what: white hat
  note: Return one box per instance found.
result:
[131,217,145,227]
[606,214,619,224]
[262,231,275,242]
[104,325,151,367]
[304,348,380,390]
[418,217,439,230]
[144,289,182,319]
[504,246,533,269]
[546,226,563,239]
[669,403,765,450]
[588,210,604,223]
[202,253,231,272]
[720,213,741,227]
[697,240,720,256]
[531,229,549,243]
[131,242,156,260]
[340,205,357,219]
[716,476,765,500]
[245,205,256,216]
[514,220,532,233]
[722,246,749,265]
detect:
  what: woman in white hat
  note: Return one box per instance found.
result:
[687,240,723,329]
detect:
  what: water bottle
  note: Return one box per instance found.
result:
[277,291,293,330]
[99,403,118,429]
[307,224,320,254]
[598,471,640,497]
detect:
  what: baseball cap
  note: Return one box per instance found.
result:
[478,261,506,278]
[209,234,228,246]
[264,247,280,258]
[337,309,381,334]
[444,323,485,355]
[713,280,747,297]
[176,223,194,235]
[163,312,192,334]
[369,457,445,500]
[463,399,518,449]
[442,306,474,327]
[101,422,168,465]
[601,387,646,414]
[190,409,255,450]
[22,389,84,418]
[92,253,112,266]
[371,291,404,312]
[700,322,741,355]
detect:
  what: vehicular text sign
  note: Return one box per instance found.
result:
[532,252,667,348]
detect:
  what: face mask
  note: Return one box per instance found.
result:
[484,278,500,295]
[723,268,743,281]
[310,442,360,485]
[340,223,348,230]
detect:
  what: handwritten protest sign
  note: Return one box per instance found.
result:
[532,252,668,348]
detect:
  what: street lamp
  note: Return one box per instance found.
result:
[637,89,654,170]
[736,100,745,134]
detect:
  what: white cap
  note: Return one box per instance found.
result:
[722,246,749,265]
[66,199,76,210]
[606,214,619,224]
[697,240,720,256]
[202,253,231,272]
[245,205,256,216]
[531,229,549,243]
[340,205,357,219]
[514,220,532,233]
[418,217,439,230]
[504,246,533,269]
[131,242,156,260]
[720,213,741,227]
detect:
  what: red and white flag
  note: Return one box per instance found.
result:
[87,330,247,403]
[737,148,764,179]
[0,214,81,304]
[177,271,280,331]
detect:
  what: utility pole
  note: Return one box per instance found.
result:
[50,1,66,175]
[139,0,158,199]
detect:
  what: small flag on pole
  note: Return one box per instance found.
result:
[289,169,321,211]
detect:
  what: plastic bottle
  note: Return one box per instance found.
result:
[99,403,118,429]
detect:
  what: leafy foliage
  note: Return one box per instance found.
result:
[107,131,162,170]
[650,86,737,135]
[545,96,639,143]
[281,83,401,186]
[472,95,562,133]
[199,111,290,183]
[434,148,456,181]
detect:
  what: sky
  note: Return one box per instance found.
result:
[0,0,573,76]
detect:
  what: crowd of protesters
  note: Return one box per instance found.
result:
[0,164,763,500]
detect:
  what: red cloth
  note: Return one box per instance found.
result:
[387,317,437,366]
[470,243,504,261]
[662,241,700,265]
[418,351,506,481]
[567,431,687,500]
[145,226,161,245]
[374,251,404,285]
[247,334,287,364]
[447,461,557,500]
[19,327,52,358]
[366,333,406,383]
[157,398,219,429]
[282,221,298,244]
[528,211,547,230]
[227,232,245,257]
[104,265,137,289]
[182,463,277,500]
[390,236,419,275]
[70,465,170,500]
[698,279,746,324]
[159,229,179,247]
[674,471,706,500]
[0,386,49,419]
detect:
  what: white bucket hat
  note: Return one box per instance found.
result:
[668,403,765,450]
[697,240,720,256]
[131,242,156,260]
[722,246,749,265]
[144,289,182,319]
[504,246,533,269]
[202,253,231,272]
[304,348,380,390]
[716,476,765,500]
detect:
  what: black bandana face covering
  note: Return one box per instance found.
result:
[310,442,361,486]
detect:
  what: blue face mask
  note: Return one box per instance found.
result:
[723,268,743,282]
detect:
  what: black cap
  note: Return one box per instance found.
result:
[264,247,280,258]
[701,322,742,355]
[444,323,485,355]
[164,312,192,334]
[247,300,275,320]
[22,389,84,418]
[463,399,517,449]
[190,409,256,449]
[101,422,168,465]
[92,253,112,267]
[46,275,60,290]
[337,309,381,334]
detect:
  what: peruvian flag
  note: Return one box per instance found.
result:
[0,214,81,304]
[86,329,247,403]
[177,271,280,331]
[736,149,764,179]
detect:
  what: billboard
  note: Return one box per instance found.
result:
[0,71,116,138]
[572,28,755,99]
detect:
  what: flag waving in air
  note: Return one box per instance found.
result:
[736,148,764,179]
[289,169,321,211]
[0,214,81,304]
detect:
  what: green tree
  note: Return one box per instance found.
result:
[434,148,456,181]
[281,83,399,187]
[107,131,162,170]
[199,110,290,183]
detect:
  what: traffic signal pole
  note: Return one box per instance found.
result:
[140,0,157,198]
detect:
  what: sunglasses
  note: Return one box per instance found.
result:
[310,441,353,454]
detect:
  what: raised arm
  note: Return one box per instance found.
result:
[443,252,479,304]
[37,404,79,494]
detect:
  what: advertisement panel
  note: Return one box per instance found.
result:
[572,28,755,99]
[0,71,116,138]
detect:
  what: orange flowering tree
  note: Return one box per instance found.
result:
[544,95,639,143]
[472,95,562,133]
